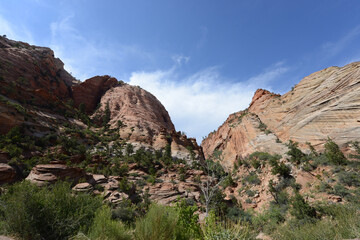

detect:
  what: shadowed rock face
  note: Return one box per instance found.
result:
[72,75,118,114]
[0,36,76,106]
[26,164,86,186]
[202,62,360,168]
[0,163,17,185]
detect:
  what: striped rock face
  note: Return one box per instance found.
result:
[202,62,360,169]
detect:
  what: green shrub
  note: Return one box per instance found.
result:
[246,189,255,197]
[317,182,332,192]
[286,140,306,165]
[332,184,350,197]
[258,121,267,132]
[337,171,360,187]
[290,192,317,221]
[87,206,132,240]
[134,204,178,240]
[242,172,261,185]
[225,206,253,223]
[271,203,360,240]
[0,181,102,240]
[324,138,347,165]
[201,211,253,240]
[174,200,201,240]
[312,154,330,166]
[221,174,235,188]
[270,161,291,177]
[111,200,138,225]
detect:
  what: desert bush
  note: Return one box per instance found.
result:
[134,204,178,240]
[221,174,235,188]
[225,206,253,223]
[312,154,330,167]
[337,170,360,187]
[316,182,332,192]
[290,192,317,221]
[331,184,350,198]
[111,200,138,225]
[242,172,261,185]
[87,206,132,240]
[270,160,291,177]
[246,189,255,197]
[174,199,202,240]
[324,138,347,165]
[286,140,306,165]
[271,203,360,240]
[201,211,253,240]
[0,181,102,240]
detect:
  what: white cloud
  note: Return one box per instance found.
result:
[129,63,288,143]
[172,54,190,66]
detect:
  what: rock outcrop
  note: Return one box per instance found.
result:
[0,36,76,107]
[0,37,202,162]
[72,75,118,113]
[93,83,203,162]
[26,164,86,186]
[0,163,18,185]
[202,62,360,167]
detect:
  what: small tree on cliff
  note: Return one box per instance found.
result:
[199,152,226,218]
[324,138,347,165]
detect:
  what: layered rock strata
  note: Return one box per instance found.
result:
[202,62,360,167]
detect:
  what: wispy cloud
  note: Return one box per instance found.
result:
[49,14,153,81]
[49,14,119,80]
[0,15,34,44]
[322,25,360,59]
[172,54,190,66]
[129,62,288,143]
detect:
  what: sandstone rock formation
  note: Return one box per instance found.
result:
[93,83,203,162]
[0,36,202,163]
[72,75,118,113]
[0,163,17,185]
[0,36,76,107]
[26,164,86,186]
[202,62,360,168]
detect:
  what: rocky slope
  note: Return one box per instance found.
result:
[0,36,202,188]
[202,62,360,167]
[0,36,201,161]
[93,83,201,161]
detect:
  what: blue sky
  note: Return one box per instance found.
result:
[1,0,360,142]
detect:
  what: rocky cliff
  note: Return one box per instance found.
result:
[92,83,201,161]
[202,62,360,168]
[0,37,202,186]
[0,36,201,161]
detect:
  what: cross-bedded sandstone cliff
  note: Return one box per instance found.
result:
[202,62,360,168]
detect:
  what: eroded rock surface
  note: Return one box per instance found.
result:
[72,75,118,113]
[202,62,360,167]
[0,163,17,185]
[93,84,203,162]
[26,164,85,186]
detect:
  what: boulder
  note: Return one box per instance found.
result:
[0,163,17,185]
[72,182,93,192]
[26,164,85,186]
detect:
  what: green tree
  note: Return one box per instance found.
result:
[324,138,347,165]
[286,140,305,165]
[290,192,317,221]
